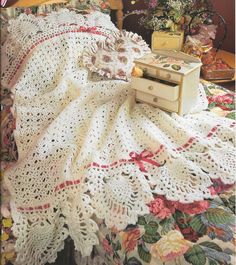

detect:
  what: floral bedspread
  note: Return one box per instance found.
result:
[1,82,235,265]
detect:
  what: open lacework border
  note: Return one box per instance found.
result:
[11,187,99,264]
[16,121,236,213]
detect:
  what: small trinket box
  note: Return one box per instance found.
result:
[152,31,184,52]
[131,51,202,115]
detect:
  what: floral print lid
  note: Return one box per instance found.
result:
[135,51,202,75]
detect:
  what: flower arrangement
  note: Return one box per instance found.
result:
[140,0,211,32]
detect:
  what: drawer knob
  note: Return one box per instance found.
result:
[166,73,171,79]
[143,68,148,74]
[153,97,158,103]
[161,41,167,46]
[148,85,154,90]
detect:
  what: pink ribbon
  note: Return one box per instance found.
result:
[78,26,99,34]
[129,150,162,172]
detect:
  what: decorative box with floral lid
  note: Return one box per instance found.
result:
[131,50,202,115]
[152,30,184,51]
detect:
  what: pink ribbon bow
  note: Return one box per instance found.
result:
[129,150,162,172]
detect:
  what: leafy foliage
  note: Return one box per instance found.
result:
[204,208,234,225]
[184,245,206,265]
[138,244,151,263]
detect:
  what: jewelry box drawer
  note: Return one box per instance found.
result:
[131,77,179,101]
[136,91,179,112]
[157,69,182,83]
[135,65,182,83]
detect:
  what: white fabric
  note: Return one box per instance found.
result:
[2,10,236,265]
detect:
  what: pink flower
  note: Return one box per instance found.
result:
[180,227,199,242]
[209,186,217,196]
[102,55,112,63]
[117,47,126,52]
[176,200,210,215]
[102,239,113,255]
[100,3,106,9]
[117,69,126,77]
[118,56,128,64]
[24,8,33,15]
[210,178,235,194]
[117,39,125,44]
[149,195,210,218]
[147,0,158,9]
[132,47,141,54]
[120,228,140,253]
[208,93,234,107]
[165,199,178,213]
[148,197,172,219]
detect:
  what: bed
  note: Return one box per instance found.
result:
[1,1,235,265]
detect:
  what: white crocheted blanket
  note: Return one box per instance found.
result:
[2,10,235,265]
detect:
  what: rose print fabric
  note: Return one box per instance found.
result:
[83,30,150,80]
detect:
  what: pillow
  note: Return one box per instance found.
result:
[107,30,151,58]
[83,30,150,80]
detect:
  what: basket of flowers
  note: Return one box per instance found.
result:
[140,0,211,32]
[139,0,212,51]
[183,10,234,80]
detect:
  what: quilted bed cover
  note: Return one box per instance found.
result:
[1,9,236,265]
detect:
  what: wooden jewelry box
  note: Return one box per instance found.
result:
[152,31,184,52]
[131,51,202,115]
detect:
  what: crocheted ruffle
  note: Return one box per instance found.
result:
[82,30,150,80]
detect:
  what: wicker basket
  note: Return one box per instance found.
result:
[188,10,234,80]
[201,64,234,80]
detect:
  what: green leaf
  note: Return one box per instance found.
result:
[199,241,222,252]
[204,208,234,225]
[137,216,147,226]
[208,102,217,109]
[228,195,236,213]
[114,241,121,251]
[171,64,181,71]
[144,221,158,235]
[138,244,151,263]
[208,85,217,91]
[113,251,120,259]
[142,232,161,244]
[184,245,206,265]
[229,195,236,205]
[160,217,175,234]
[203,86,211,96]
[190,215,207,235]
[208,259,218,265]
[226,111,236,120]
[105,234,111,243]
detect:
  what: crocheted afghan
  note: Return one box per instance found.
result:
[2,10,235,265]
